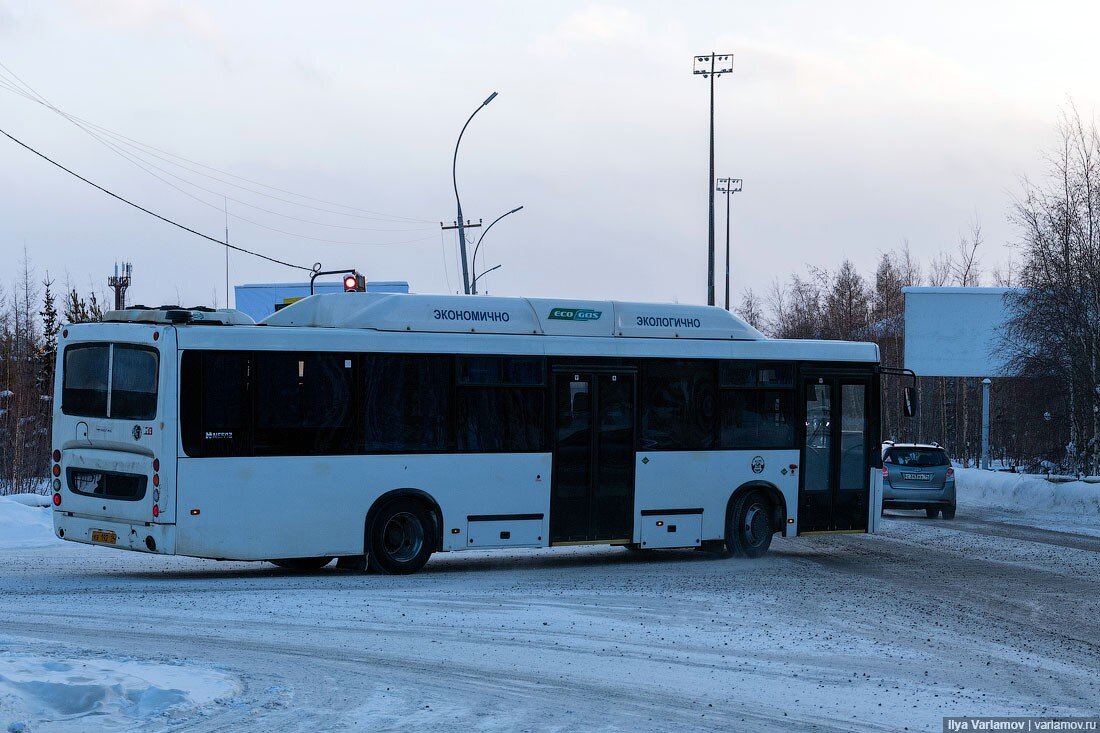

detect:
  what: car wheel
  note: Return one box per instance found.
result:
[925,508,940,519]
[269,557,333,571]
[726,491,773,558]
[941,506,956,520]
[368,499,434,575]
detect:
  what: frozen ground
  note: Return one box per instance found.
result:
[1,479,1097,733]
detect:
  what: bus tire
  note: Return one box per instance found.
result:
[368,498,434,575]
[925,508,940,519]
[941,506,956,520]
[726,490,773,559]
[269,557,333,571]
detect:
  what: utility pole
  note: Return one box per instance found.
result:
[693,53,734,306]
[224,197,230,309]
[441,218,483,291]
[108,261,132,310]
[716,178,743,311]
[449,91,499,294]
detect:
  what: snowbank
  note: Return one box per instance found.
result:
[0,652,237,732]
[0,495,56,550]
[5,493,51,508]
[956,468,1100,517]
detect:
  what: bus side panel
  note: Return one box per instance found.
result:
[633,449,801,541]
[868,467,883,533]
[174,453,551,560]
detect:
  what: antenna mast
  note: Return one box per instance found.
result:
[107,261,132,310]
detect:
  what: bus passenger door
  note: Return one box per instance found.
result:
[798,373,870,533]
[550,370,635,543]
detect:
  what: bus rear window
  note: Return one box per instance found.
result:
[62,343,159,420]
[62,345,109,416]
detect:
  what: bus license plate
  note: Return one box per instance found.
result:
[901,472,933,481]
[91,529,117,544]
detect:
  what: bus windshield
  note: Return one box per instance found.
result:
[62,343,159,420]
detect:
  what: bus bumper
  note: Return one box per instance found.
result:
[53,512,176,555]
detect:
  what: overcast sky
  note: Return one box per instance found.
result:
[1,1,1097,309]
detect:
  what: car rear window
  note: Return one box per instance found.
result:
[62,343,159,420]
[886,448,948,467]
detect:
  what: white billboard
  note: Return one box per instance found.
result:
[903,287,1020,377]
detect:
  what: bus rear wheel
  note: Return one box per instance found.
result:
[368,499,434,575]
[269,557,333,571]
[726,491,774,558]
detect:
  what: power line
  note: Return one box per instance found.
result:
[73,121,436,242]
[62,120,437,246]
[0,73,437,243]
[0,61,433,225]
[0,125,312,272]
[439,229,454,294]
[70,120,430,226]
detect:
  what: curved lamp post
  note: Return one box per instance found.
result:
[471,205,523,294]
[453,91,498,295]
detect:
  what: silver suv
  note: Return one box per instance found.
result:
[881,442,956,519]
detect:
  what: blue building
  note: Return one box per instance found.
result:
[233,280,409,322]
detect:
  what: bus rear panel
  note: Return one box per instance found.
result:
[51,324,178,555]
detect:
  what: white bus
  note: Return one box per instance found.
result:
[50,293,883,574]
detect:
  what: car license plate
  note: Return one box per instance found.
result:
[91,529,117,544]
[901,472,933,481]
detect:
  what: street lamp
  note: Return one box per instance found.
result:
[693,53,734,306]
[472,205,523,294]
[451,91,498,295]
[716,177,743,311]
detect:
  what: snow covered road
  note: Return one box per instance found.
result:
[2,497,1098,732]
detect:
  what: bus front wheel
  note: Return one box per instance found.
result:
[368,499,434,575]
[726,491,774,559]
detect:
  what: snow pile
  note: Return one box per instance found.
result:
[956,468,1100,517]
[6,493,51,508]
[0,653,237,732]
[0,495,56,551]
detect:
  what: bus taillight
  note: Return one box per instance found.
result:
[52,449,61,462]
[52,493,61,506]
[152,458,160,472]
[152,504,159,518]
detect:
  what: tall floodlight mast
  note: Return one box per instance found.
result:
[716,178,743,311]
[693,53,734,306]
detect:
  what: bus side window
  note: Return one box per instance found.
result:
[181,351,251,458]
[640,360,717,450]
[718,361,796,450]
[455,356,546,452]
[253,352,354,456]
[361,354,452,452]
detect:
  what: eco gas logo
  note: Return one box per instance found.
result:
[548,308,602,321]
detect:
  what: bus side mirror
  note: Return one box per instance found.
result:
[903,386,915,418]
